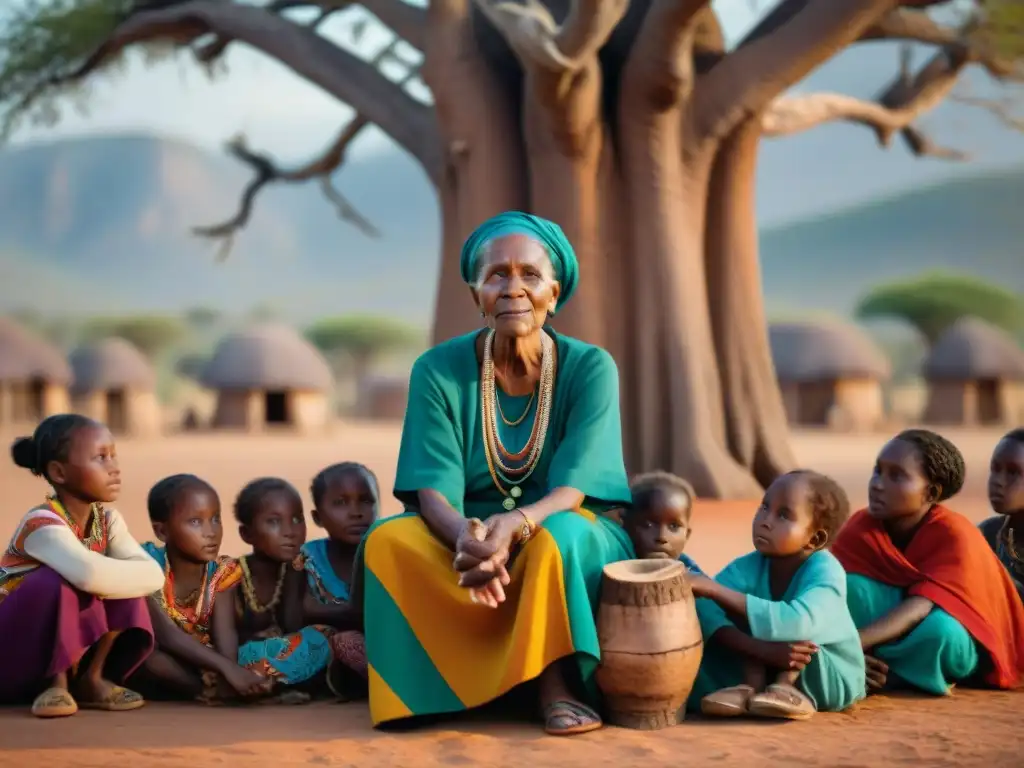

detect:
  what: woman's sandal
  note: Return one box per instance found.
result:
[700,684,755,717]
[31,687,79,718]
[746,683,816,721]
[78,686,145,712]
[543,700,603,736]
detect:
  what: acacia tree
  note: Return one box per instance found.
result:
[1,0,1020,496]
[856,272,1024,344]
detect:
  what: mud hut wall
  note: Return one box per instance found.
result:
[288,390,330,432]
[71,388,162,436]
[829,378,885,432]
[779,383,800,425]
[212,390,258,431]
[359,381,409,421]
[924,380,970,424]
[1,381,70,425]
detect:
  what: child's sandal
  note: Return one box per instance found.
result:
[31,687,78,718]
[700,684,755,717]
[746,683,816,720]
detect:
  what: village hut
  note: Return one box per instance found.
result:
[203,324,333,432]
[769,320,891,431]
[0,317,72,427]
[69,338,161,436]
[922,318,1024,426]
[357,375,409,421]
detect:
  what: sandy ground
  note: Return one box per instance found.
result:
[0,425,1021,766]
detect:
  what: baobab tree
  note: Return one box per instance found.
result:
[1,0,1019,496]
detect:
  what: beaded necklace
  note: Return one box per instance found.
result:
[480,329,556,509]
[238,555,287,615]
[47,495,106,550]
[159,555,211,627]
[998,517,1024,577]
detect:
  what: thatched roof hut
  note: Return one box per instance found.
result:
[769,320,890,430]
[0,317,72,424]
[69,338,160,435]
[203,324,333,432]
[923,318,1024,425]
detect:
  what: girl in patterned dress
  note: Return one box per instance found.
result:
[302,463,378,696]
[134,474,270,702]
[212,477,335,702]
[0,414,163,717]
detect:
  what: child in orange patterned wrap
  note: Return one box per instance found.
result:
[134,474,270,703]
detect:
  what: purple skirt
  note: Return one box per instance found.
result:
[0,566,155,703]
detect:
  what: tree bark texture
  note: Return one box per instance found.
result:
[52,0,925,497]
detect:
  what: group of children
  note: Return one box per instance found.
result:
[2,413,1024,726]
[618,427,1024,721]
[0,414,378,715]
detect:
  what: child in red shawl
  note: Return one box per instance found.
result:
[832,429,1024,695]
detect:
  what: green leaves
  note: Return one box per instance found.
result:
[0,1,136,138]
[855,271,1024,344]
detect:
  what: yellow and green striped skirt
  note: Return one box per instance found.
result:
[361,509,633,726]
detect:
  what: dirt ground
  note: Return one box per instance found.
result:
[0,425,1021,766]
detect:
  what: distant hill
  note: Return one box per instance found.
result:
[0,134,1019,325]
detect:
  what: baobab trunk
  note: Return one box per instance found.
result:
[705,119,797,487]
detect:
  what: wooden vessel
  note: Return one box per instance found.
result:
[595,559,703,730]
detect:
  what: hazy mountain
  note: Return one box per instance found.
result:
[0,132,1020,328]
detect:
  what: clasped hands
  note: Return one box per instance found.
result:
[452,512,523,608]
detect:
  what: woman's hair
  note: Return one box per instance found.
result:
[310,462,381,513]
[628,471,696,520]
[147,474,218,523]
[1001,428,1024,446]
[894,428,966,502]
[234,477,302,526]
[785,470,851,543]
[10,414,98,481]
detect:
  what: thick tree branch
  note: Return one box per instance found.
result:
[472,0,629,71]
[763,44,972,160]
[625,0,709,108]
[861,7,1021,80]
[695,0,901,142]
[20,0,441,180]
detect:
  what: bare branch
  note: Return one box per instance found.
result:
[195,45,421,257]
[763,45,972,160]
[193,116,376,260]
[472,0,629,71]
[18,0,441,180]
[861,8,1022,80]
[362,0,428,50]
[623,0,710,108]
[950,93,1024,130]
[695,0,901,142]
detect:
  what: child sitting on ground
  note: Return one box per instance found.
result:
[688,470,865,720]
[622,471,706,575]
[979,428,1024,600]
[212,477,335,703]
[301,462,378,692]
[136,474,270,703]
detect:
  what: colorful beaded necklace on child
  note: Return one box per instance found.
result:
[999,517,1024,577]
[159,555,210,624]
[479,328,555,511]
[238,555,287,614]
[47,495,105,548]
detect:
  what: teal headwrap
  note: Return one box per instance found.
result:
[459,211,579,312]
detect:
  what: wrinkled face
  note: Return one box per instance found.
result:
[48,422,121,504]
[155,487,223,564]
[312,471,378,546]
[989,438,1024,516]
[241,490,307,563]
[868,438,935,521]
[752,473,822,557]
[626,489,692,560]
[472,234,560,338]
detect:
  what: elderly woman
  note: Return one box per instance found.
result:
[359,212,633,735]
